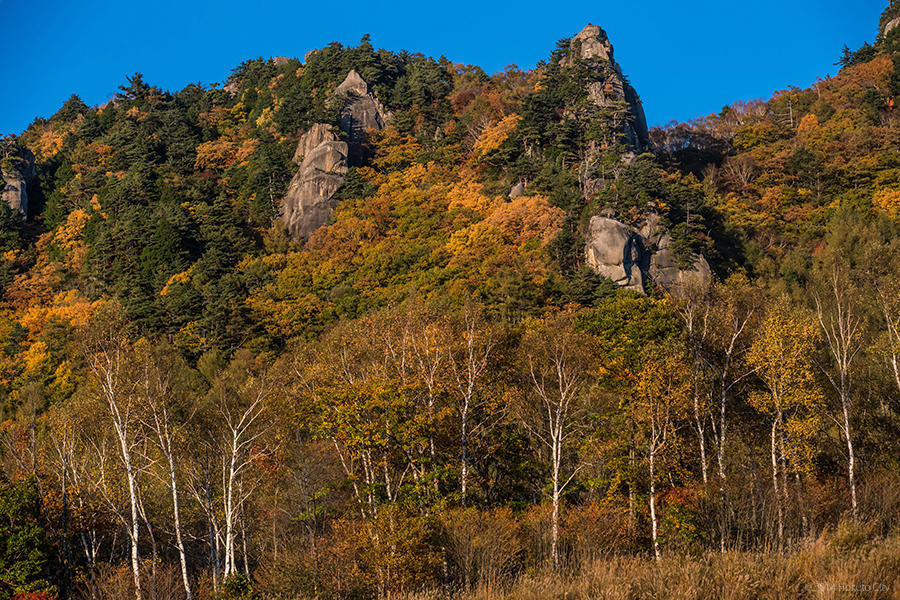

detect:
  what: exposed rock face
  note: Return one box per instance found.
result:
[282,70,390,239]
[1,150,35,219]
[585,217,645,292]
[282,125,349,239]
[648,233,712,291]
[585,214,711,295]
[334,69,389,142]
[293,124,339,164]
[508,182,525,200]
[884,15,900,36]
[566,24,612,63]
[562,24,649,155]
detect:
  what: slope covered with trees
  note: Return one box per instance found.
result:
[1,6,900,600]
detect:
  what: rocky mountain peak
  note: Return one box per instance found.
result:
[335,69,371,98]
[335,69,389,142]
[881,3,900,36]
[568,24,613,62]
[561,24,650,157]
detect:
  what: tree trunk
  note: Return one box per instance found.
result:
[551,441,560,570]
[649,445,660,562]
[168,458,192,600]
[225,442,238,577]
[693,356,708,485]
[839,376,858,519]
[694,398,708,485]
[460,400,469,506]
[124,459,143,600]
[770,417,783,553]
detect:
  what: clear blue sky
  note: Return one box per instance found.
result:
[0,0,888,136]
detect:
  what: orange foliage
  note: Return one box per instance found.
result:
[473,114,520,156]
[194,137,258,171]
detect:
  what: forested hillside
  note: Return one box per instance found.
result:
[1,5,900,600]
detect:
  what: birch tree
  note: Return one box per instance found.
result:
[519,310,595,569]
[674,284,713,485]
[635,346,690,562]
[747,297,823,551]
[208,350,273,578]
[447,306,495,507]
[814,267,864,519]
[875,277,900,398]
[81,307,145,600]
[135,340,195,599]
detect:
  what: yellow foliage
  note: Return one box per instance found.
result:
[20,290,100,332]
[161,267,193,296]
[195,137,258,171]
[747,297,823,467]
[36,127,66,159]
[797,113,818,135]
[445,194,563,274]
[446,180,492,213]
[21,341,49,374]
[483,195,564,247]
[372,128,424,170]
[873,188,900,218]
[473,114,520,156]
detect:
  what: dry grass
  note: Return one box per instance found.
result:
[406,525,900,600]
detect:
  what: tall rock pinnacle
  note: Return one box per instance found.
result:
[563,24,650,155]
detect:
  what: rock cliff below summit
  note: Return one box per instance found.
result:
[281,70,389,239]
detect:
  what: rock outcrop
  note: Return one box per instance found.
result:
[282,125,349,239]
[292,123,339,164]
[562,25,649,155]
[281,70,390,239]
[1,149,35,219]
[585,214,711,295]
[885,16,900,36]
[334,69,389,142]
[585,217,646,293]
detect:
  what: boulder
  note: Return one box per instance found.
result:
[334,69,389,142]
[509,182,525,200]
[584,215,711,295]
[1,168,28,218]
[301,141,349,175]
[648,233,713,292]
[585,217,645,293]
[282,170,346,239]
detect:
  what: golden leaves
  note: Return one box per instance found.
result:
[160,267,193,296]
[873,188,900,218]
[194,137,258,171]
[473,114,520,157]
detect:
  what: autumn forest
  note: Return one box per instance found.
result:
[2,4,900,600]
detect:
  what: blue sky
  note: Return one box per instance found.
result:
[0,0,887,135]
